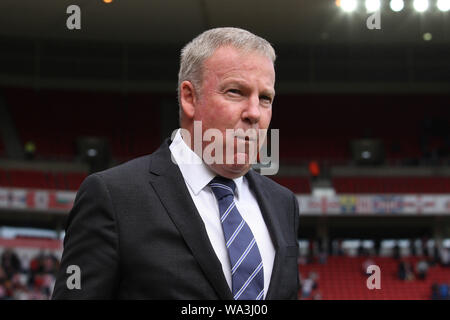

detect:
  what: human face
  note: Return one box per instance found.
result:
[194,46,275,179]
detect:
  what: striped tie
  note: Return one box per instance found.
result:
[209,176,264,300]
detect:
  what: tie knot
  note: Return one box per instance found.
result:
[209,176,236,200]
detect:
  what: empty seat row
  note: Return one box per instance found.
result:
[270,176,311,194]
[4,88,163,161]
[0,168,87,191]
[271,94,449,163]
[4,88,449,163]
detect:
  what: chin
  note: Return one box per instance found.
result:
[211,163,251,179]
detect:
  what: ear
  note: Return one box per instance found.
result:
[179,80,197,120]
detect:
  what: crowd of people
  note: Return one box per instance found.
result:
[298,238,450,300]
[393,245,450,300]
[431,282,449,300]
[0,248,59,300]
[1,240,448,300]
[298,271,321,300]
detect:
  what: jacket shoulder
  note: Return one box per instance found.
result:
[95,154,152,182]
[249,170,296,198]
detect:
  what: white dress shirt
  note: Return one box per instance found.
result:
[169,129,275,298]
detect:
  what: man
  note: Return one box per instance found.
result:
[52,27,299,300]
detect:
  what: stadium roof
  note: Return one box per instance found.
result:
[0,0,449,45]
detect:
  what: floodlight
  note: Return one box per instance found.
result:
[437,0,450,12]
[341,0,358,12]
[366,0,381,12]
[413,0,429,12]
[390,0,404,12]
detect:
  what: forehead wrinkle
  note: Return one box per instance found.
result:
[204,47,273,72]
[201,47,275,94]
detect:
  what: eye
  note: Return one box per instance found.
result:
[227,89,242,95]
[260,95,272,103]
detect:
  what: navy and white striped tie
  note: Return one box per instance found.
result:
[209,176,264,300]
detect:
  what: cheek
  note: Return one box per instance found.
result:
[199,98,238,129]
[259,108,272,129]
[202,106,229,129]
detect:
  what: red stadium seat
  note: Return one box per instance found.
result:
[0,168,9,186]
[299,255,449,300]
[0,168,87,191]
[65,172,88,191]
[4,88,162,161]
[270,176,311,194]
[270,94,449,165]
[8,169,49,189]
[4,89,449,165]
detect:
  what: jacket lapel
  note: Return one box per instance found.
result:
[147,139,233,300]
[245,170,287,300]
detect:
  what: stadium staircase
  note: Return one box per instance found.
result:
[0,94,24,159]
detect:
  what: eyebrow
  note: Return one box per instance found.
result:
[260,89,276,99]
[221,79,275,98]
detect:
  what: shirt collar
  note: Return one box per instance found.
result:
[169,129,244,198]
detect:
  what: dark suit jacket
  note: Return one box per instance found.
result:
[52,138,300,299]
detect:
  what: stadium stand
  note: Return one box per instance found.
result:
[0,0,449,302]
[3,89,449,166]
[0,95,448,300]
[0,240,61,300]
[270,177,311,194]
[62,172,87,191]
[0,168,87,191]
[298,255,450,300]
[333,177,450,194]
[3,88,163,162]
[271,94,450,165]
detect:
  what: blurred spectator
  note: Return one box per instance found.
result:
[438,283,449,300]
[374,239,381,256]
[0,266,8,300]
[297,255,308,266]
[357,243,365,256]
[415,259,429,280]
[300,277,314,299]
[0,249,59,300]
[409,239,417,256]
[392,243,400,260]
[1,249,22,277]
[439,247,450,267]
[318,250,327,265]
[298,271,303,293]
[397,260,414,281]
[362,257,375,276]
[300,271,318,299]
[432,243,440,266]
[431,283,440,300]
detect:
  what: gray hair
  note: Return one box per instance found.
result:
[177,27,276,121]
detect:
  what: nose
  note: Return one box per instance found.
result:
[242,94,261,125]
